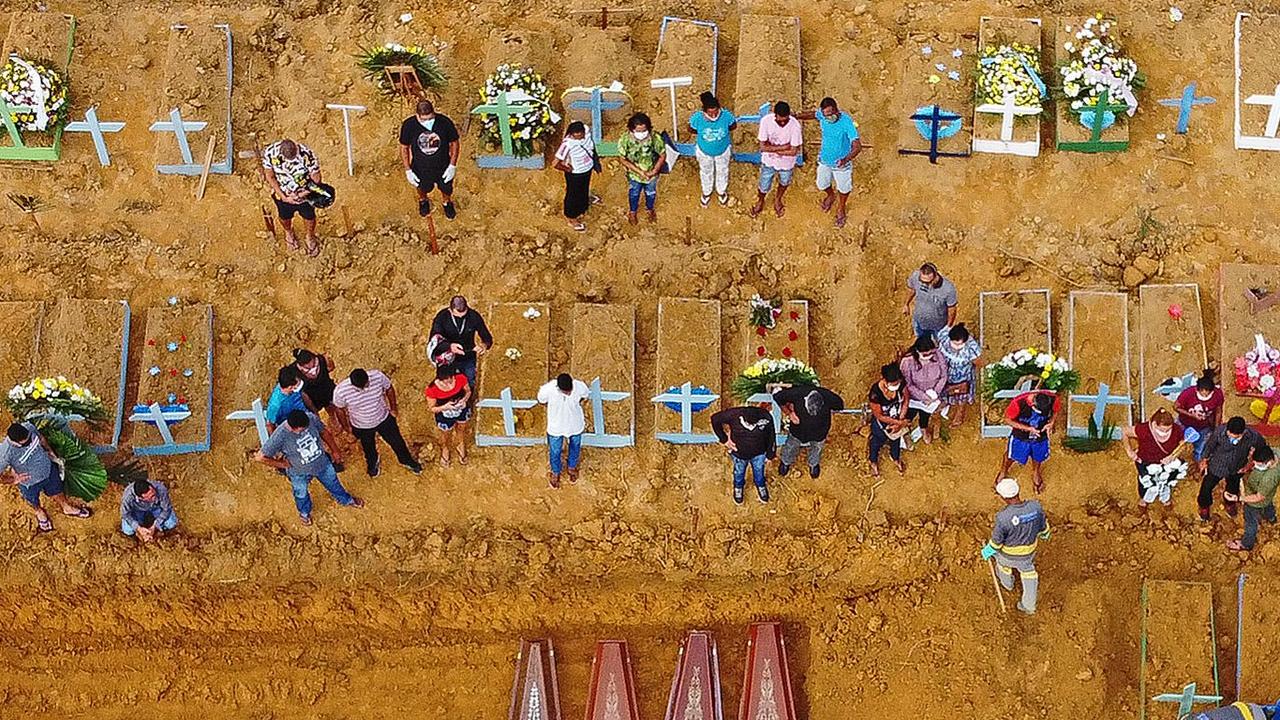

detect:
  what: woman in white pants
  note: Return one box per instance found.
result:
[688,91,737,207]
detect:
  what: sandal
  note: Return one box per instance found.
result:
[457,452,468,465]
[299,513,312,526]
[284,231,300,251]
[570,222,586,232]
[774,203,785,218]
[820,195,835,213]
[305,236,321,257]
[1227,539,1249,552]
[36,516,53,533]
[63,506,92,519]
[834,214,847,228]
[700,194,711,208]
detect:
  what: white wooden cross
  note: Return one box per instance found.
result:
[149,108,208,165]
[1245,82,1280,137]
[650,76,692,144]
[582,377,633,448]
[325,103,366,176]
[65,106,126,166]
[475,387,540,446]
[128,403,192,448]
[225,398,270,445]
[975,91,1039,142]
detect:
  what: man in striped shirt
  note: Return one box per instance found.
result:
[332,368,423,477]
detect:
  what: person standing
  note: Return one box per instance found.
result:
[903,263,959,340]
[262,138,325,255]
[552,121,598,231]
[0,422,91,533]
[424,368,471,466]
[399,99,460,219]
[900,335,948,445]
[537,373,589,488]
[980,478,1050,615]
[429,295,493,391]
[1189,702,1278,720]
[1228,445,1280,552]
[265,366,307,433]
[1199,416,1264,521]
[1121,408,1197,510]
[119,479,178,542]
[796,97,861,228]
[256,409,362,526]
[711,405,777,504]
[751,101,802,219]
[935,323,983,427]
[770,382,844,479]
[1175,368,1225,465]
[868,363,910,477]
[332,368,423,477]
[292,348,337,416]
[998,389,1060,493]
[616,112,666,225]
[688,91,736,208]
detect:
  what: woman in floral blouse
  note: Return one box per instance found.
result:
[935,323,983,427]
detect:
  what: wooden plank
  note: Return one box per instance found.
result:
[743,299,809,365]
[897,29,976,155]
[39,299,129,448]
[655,297,720,437]
[1068,291,1133,430]
[0,301,44,390]
[478,302,549,439]
[195,133,216,199]
[1218,263,1280,418]
[1143,580,1217,720]
[132,304,213,449]
[1138,284,1207,417]
[571,303,634,439]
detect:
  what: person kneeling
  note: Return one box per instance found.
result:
[120,479,178,543]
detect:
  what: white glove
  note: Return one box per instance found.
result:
[442,164,457,183]
[405,168,420,187]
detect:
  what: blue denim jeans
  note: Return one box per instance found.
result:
[287,461,356,517]
[1190,429,1211,461]
[627,178,657,212]
[121,512,179,535]
[548,434,583,475]
[1243,503,1277,549]
[732,454,767,489]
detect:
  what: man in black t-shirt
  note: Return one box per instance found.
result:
[771,383,845,479]
[399,100,461,219]
[711,405,777,504]
[428,295,493,392]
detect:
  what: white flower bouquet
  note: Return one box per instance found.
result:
[1057,15,1144,128]
[1139,458,1189,504]
[982,346,1081,400]
[504,347,523,361]
[478,63,555,158]
[6,376,107,425]
[976,43,1044,110]
[749,294,781,330]
[0,55,70,132]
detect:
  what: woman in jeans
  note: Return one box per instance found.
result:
[935,323,983,427]
[869,363,910,477]
[900,335,948,445]
[616,112,666,225]
[552,121,597,231]
[424,368,471,466]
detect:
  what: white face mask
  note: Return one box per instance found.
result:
[632,130,650,141]
[1257,463,1273,471]
[418,116,435,130]
[886,384,901,393]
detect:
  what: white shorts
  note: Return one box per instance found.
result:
[816,162,853,194]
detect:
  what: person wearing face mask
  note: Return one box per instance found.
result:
[616,112,666,224]
[900,335,948,445]
[868,363,910,478]
[1121,408,1198,510]
[688,91,737,208]
[291,348,337,416]
[935,323,983,427]
[552,121,599,232]
[711,404,776,504]
[751,101,802,219]
[998,389,1060,493]
[1175,368,1225,466]
[398,99,461,220]
[1199,416,1264,521]
[265,365,308,434]
[1228,444,1280,551]
[796,97,861,228]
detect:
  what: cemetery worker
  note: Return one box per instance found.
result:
[537,373,589,488]
[935,323,983,427]
[903,263,958,340]
[1191,702,1279,720]
[1228,444,1280,552]
[796,97,861,228]
[688,91,736,207]
[332,368,423,477]
[424,367,471,466]
[711,405,777,504]
[980,477,1050,615]
[771,382,844,479]
[751,101,802,219]
[399,99,461,219]
[616,112,666,225]
[266,365,307,433]
[292,348,337,415]
[0,421,91,533]
[1198,416,1264,521]
[119,479,178,542]
[261,138,324,256]
[256,409,362,526]
[1121,408,1197,510]
[553,120,599,232]
[900,335,948,446]
[868,363,910,478]
[997,389,1060,493]
[1176,368,1225,463]
[429,295,493,391]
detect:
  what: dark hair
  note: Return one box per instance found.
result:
[436,366,458,382]
[557,373,573,391]
[278,366,299,387]
[349,368,369,388]
[292,348,317,364]
[920,262,938,275]
[1227,416,1248,434]
[1033,392,1056,412]
[948,323,971,342]
[699,91,719,110]
[819,96,838,111]
[1196,367,1216,391]
[132,479,152,497]
[1151,408,1175,426]
[566,120,586,136]
[626,112,652,131]
[1257,445,1276,463]
[449,295,468,313]
[138,514,156,529]
[286,409,311,429]
[881,363,903,382]
[279,139,298,159]
[6,423,28,443]
[773,101,791,117]
[910,335,937,361]
[415,99,435,116]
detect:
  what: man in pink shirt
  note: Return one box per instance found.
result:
[751,101,802,219]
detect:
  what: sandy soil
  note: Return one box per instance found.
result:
[0,300,44,388]
[571,302,634,437]
[1068,291,1134,430]
[979,289,1052,427]
[1240,575,1280,700]
[656,297,720,435]
[744,298,808,365]
[1143,580,1218,720]
[1138,284,1207,417]
[896,30,975,154]
[478,302,549,437]
[133,303,212,447]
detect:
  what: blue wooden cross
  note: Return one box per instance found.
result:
[651,381,719,444]
[899,105,968,164]
[65,106,125,166]
[1152,682,1222,717]
[1068,381,1133,439]
[471,91,545,170]
[982,379,1036,439]
[564,87,627,156]
[1158,82,1215,134]
[475,386,542,447]
[225,398,270,445]
[150,108,208,164]
[581,377,633,448]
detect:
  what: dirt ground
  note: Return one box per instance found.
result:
[4,0,1280,717]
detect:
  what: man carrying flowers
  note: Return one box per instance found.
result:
[0,422,92,533]
[262,138,326,256]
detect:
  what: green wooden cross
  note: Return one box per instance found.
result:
[470,90,539,157]
[0,14,75,163]
[1058,88,1132,153]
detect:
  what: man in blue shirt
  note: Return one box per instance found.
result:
[687,91,737,208]
[798,97,861,228]
[265,365,307,433]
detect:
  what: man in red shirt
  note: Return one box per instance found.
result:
[998,390,1061,493]
[1175,370,1225,464]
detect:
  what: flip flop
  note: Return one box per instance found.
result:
[834,214,847,228]
[305,237,321,257]
[570,222,586,232]
[820,196,835,213]
[299,513,312,526]
[284,232,300,251]
[1227,539,1249,552]
[36,516,53,533]
[749,205,762,219]
[63,506,92,519]
[774,203,785,218]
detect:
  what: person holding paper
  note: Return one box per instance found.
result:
[900,335,948,446]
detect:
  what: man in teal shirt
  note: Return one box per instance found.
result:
[799,97,861,228]
[1229,444,1280,551]
[688,91,736,207]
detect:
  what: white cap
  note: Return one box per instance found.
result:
[995,478,1020,499]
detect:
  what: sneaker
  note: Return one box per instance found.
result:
[368,460,380,478]
[700,194,711,208]
[1198,506,1211,522]
[418,198,431,217]
[778,462,791,477]
[403,462,424,475]
[757,486,770,503]
[549,471,561,489]
[733,487,744,505]
[810,465,821,479]
[443,201,457,219]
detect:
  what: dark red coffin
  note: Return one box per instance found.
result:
[509,638,563,720]
[585,640,641,720]
[663,630,723,720]
[737,622,796,720]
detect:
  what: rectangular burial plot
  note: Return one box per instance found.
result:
[650,17,718,151]
[0,301,45,389]
[655,298,720,443]
[978,289,1052,438]
[743,300,810,365]
[476,302,548,446]
[39,299,130,451]
[1218,263,1280,419]
[1235,13,1280,151]
[897,30,976,162]
[1239,575,1280,700]
[131,304,213,454]
[731,15,800,162]
[973,17,1044,157]
[571,303,635,447]
[1141,580,1218,720]
[1055,17,1130,153]
[1068,292,1134,436]
[1138,284,1207,417]
[153,23,232,174]
[0,12,75,160]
